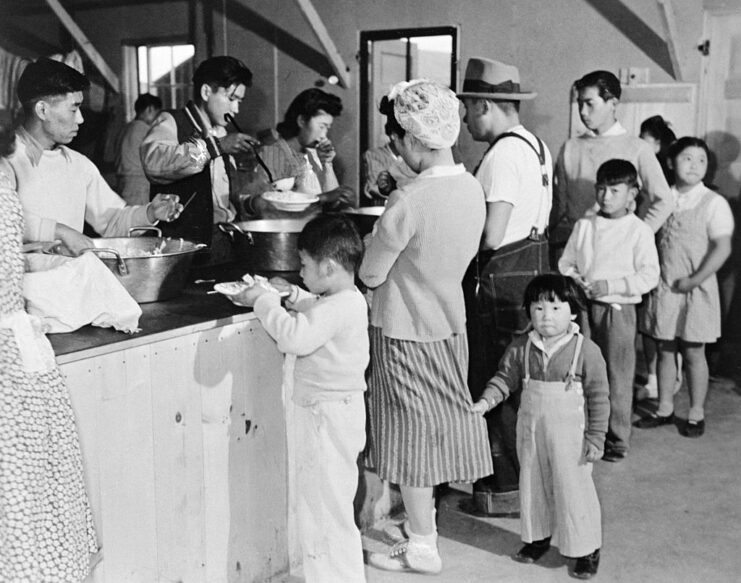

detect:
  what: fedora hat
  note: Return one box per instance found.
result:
[458,57,536,100]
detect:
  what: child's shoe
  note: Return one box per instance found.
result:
[572,548,600,579]
[368,530,442,574]
[513,536,551,563]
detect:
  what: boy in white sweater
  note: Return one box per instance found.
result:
[559,159,659,462]
[230,214,369,583]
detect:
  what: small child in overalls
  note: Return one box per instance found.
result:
[473,273,609,579]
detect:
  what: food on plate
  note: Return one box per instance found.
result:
[214,274,288,299]
[213,281,250,296]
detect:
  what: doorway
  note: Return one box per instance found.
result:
[358,27,458,185]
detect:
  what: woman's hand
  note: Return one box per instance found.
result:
[583,441,603,463]
[315,138,336,164]
[672,277,697,293]
[376,170,396,196]
[319,185,354,210]
[471,399,489,416]
[585,279,609,299]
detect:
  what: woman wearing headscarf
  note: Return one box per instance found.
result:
[0,125,98,581]
[360,80,493,574]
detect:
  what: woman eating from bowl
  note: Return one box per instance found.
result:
[244,88,354,217]
[360,80,493,575]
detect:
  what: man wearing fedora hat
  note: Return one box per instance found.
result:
[460,56,553,510]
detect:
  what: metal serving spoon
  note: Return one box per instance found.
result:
[224,113,274,184]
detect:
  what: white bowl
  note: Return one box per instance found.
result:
[271,177,296,191]
[262,190,319,212]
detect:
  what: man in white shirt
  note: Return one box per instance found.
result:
[460,57,553,509]
[9,58,179,255]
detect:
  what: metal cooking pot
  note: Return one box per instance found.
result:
[218,218,311,272]
[47,227,206,303]
[343,206,385,236]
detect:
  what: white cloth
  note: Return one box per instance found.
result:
[23,252,142,333]
[0,310,56,372]
[475,125,553,248]
[141,109,236,223]
[558,213,660,304]
[294,395,366,583]
[670,183,734,239]
[9,129,153,242]
[253,286,369,406]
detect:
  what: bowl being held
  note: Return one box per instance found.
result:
[271,176,296,191]
[262,190,319,212]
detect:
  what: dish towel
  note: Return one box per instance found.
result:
[23,252,142,334]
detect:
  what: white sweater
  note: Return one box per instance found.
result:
[254,286,369,406]
[9,131,151,242]
[558,213,659,304]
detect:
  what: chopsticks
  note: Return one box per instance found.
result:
[224,113,274,184]
[180,191,198,212]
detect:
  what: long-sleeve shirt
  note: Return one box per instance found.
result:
[482,327,610,449]
[553,122,673,241]
[359,164,486,342]
[558,213,660,303]
[9,128,152,242]
[253,286,369,406]
[140,109,236,223]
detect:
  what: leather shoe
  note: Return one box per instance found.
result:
[513,537,551,563]
[680,419,705,438]
[572,548,600,579]
[633,412,674,429]
[601,449,626,462]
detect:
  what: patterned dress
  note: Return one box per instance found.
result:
[0,163,98,582]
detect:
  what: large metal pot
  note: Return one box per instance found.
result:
[342,206,385,236]
[219,219,311,272]
[47,227,206,303]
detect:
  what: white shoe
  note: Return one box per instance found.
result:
[368,539,442,575]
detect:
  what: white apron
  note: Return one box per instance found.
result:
[516,334,602,557]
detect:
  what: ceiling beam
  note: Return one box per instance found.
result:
[657,0,684,82]
[294,0,351,88]
[43,0,120,92]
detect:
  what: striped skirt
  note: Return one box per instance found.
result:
[366,326,493,487]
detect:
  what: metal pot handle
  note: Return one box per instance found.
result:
[217,222,254,245]
[80,247,129,276]
[128,226,163,238]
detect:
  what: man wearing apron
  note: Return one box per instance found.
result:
[460,57,553,511]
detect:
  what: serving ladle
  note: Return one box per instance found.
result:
[224,113,274,183]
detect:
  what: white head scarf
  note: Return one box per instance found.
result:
[388,79,460,150]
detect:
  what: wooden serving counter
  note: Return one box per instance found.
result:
[53,287,295,583]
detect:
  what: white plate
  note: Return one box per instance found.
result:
[213,281,250,296]
[262,190,319,212]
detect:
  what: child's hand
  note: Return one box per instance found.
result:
[269,276,294,295]
[672,277,696,293]
[586,279,609,299]
[228,284,272,308]
[471,399,489,416]
[583,441,603,463]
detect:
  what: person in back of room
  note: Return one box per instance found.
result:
[361,132,416,205]
[8,58,179,256]
[635,137,734,437]
[141,56,255,265]
[116,92,162,205]
[636,115,679,402]
[550,70,673,265]
[459,56,552,511]
[639,115,676,185]
[559,159,659,462]
[474,274,609,580]
[227,215,369,583]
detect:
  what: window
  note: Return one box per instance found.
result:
[359,27,458,155]
[122,41,195,121]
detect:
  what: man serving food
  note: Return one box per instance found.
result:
[9,58,180,255]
